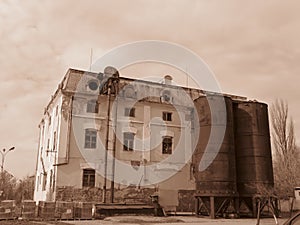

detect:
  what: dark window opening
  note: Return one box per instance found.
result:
[88,81,98,91]
[55,106,58,116]
[82,169,95,187]
[162,112,172,121]
[123,132,134,151]
[49,170,53,190]
[87,100,99,113]
[125,108,135,117]
[42,172,47,191]
[162,136,172,154]
[85,129,97,149]
[53,131,57,150]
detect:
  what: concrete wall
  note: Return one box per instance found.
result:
[34,93,63,202]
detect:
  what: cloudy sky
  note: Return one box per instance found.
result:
[0,0,299,178]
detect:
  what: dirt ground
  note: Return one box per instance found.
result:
[0,216,288,225]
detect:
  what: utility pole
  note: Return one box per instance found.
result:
[0,146,15,199]
[0,147,15,173]
[99,67,119,203]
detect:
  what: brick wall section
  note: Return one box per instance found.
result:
[56,187,103,202]
[56,186,156,204]
[176,190,196,212]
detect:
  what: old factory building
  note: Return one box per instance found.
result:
[34,68,274,217]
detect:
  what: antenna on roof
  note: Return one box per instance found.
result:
[89,48,93,71]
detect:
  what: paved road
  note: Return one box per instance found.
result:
[64,216,287,225]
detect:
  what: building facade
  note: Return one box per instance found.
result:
[34,68,273,214]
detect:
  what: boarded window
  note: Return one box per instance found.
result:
[82,169,95,187]
[123,132,134,151]
[84,129,97,149]
[162,136,172,154]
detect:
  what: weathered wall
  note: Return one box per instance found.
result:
[56,186,155,205]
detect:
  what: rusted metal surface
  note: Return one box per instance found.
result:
[193,95,237,195]
[93,203,155,218]
[233,102,274,196]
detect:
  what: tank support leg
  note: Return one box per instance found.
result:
[210,196,215,219]
[235,197,240,215]
[195,197,199,216]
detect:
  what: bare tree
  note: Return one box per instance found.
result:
[270,99,299,198]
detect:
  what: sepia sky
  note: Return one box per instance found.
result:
[0,0,299,178]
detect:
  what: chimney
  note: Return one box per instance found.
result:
[164,75,173,85]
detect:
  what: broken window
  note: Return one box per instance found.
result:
[82,169,95,187]
[124,107,135,117]
[87,100,99,113]
[162,136,172,154]
[123,132,134,151]
[84,129,97,149]
[162,112,172,121]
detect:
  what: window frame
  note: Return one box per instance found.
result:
[42,172,47,191]
[53,131,57,151]
[123,132,134,151]
[84,129,97,149]
[82,169,95,188]
[124,107,135,117]
[162,112,172,121]
[86,100,99,113]
[162,136,173,154]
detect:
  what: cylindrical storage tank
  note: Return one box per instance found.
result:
[233,101,274,196]
[193,95,237,195]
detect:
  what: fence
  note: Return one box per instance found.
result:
[0,200,93,220]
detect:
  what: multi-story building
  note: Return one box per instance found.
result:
[34,67,273,214]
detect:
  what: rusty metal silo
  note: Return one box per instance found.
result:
[233,101,274,196]
[193,95,237,218]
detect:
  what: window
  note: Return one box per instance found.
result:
[55,106,58,116]
[53,131,57,150]
[82,169,95,187]
[162,136,172,154]
[88,80,98,91]
[49,170,53,190]
[123,132,134,151]
[42,172,47,191]
[46,139,50,156]
[162,112,172,121]
[161,90,172,102]
[124,107,135,117]
[87,100,99,113]
[85,129,97,149]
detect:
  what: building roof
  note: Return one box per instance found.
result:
[42,68,247,118]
